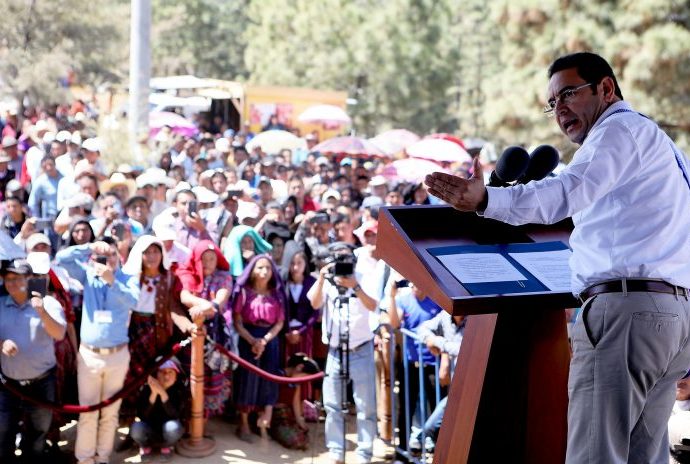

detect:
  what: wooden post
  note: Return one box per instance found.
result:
[177,318,216,457]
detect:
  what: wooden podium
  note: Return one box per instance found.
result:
[377,205,578,464]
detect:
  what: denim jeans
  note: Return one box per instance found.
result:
[422,395,447,442]
[0,371,55,461]
[130,420,184,448]
[323,341,377,463]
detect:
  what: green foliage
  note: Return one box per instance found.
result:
[0,0,127,105]
[151,0,250,79]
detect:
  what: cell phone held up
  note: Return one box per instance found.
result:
[27,276,48,298]
[95,255,108,266]
[187,200,198,216]
[33,218,52,230]
[395,279,410,289]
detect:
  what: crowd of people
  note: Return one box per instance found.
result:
[0,106,467,464]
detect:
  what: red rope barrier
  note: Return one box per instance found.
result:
[1,337,325,413]
[212,341,325,384]
[0,339,191,413]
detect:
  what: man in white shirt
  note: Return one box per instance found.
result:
[426,52,690,463]
[308,242,379,464]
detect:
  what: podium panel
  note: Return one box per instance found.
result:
[377,205,575,464]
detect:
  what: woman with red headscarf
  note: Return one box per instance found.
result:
[176,240,233,417]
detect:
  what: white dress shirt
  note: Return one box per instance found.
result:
[484,101,690,294]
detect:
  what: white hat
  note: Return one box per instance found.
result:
[321,189,341,202]
[82,137,102,152]
[369,175,388,187]
[25,234,51,253]
[174,181,192,193]
[137,168,175,188]
[73,159,97,179]
[152,209,177,241]
[117,163,134,174]
[315,156,330,166]
[236,200,260,222]
[55,130,72,143]
[42,132,55,145]
[192,185,219,204]
[215,138,231,153]
[70,131,82,145]
[34,120,48,132]
[26,251,51,275]
[64,192,95,210]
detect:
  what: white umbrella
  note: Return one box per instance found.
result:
[406,138,472,163]
[245,130,307,154]
[298,104,351,125]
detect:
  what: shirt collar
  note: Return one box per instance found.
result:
[4,295,30,310]
[592,100,632,132]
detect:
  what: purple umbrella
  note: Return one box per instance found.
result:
[149,111,199,138]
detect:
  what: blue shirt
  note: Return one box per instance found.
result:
[0,294,66,380]
[27,172,63,218]
[55,244,139,347]
[395,291,442,364]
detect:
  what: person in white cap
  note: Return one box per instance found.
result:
[1,135,21,175]
[151,211,191,271]
[54,130,80,177]
[80,138,107,181]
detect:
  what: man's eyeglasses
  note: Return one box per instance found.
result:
[543,83,594,115]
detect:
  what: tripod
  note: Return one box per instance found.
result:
[325,281,353,463]
[335,289,351,462]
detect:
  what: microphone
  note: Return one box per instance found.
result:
[488,146,530,187]
[518,145,560,184]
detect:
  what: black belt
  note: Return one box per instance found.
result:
[330,339,372,353]
[579,279,689,302]
[0,368,53,387]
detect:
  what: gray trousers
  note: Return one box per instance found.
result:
[566,291,690,464]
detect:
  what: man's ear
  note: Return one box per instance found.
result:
[601,76,617,103]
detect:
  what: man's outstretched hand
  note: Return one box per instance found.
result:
[425,157,488,212]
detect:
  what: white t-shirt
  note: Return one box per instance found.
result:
[320,278,374,350]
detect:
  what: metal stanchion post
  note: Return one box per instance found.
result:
[177,318,216,457]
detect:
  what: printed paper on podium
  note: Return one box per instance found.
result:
[436,253,527,283]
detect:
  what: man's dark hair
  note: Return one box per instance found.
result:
[548,52,624,100]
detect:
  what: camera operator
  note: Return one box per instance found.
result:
[307,242,378,464]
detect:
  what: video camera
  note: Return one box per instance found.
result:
[316,242,357,277]
[325,252,356,277]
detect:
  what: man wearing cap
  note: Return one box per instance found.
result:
[1,136,20,178]
[0,259,66,462]
[151,213,191,271]
[136,169,173,219]
[0,149,16,203]
[54,131,79,177]
[57,239,139,464]
[80,138,107,181]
